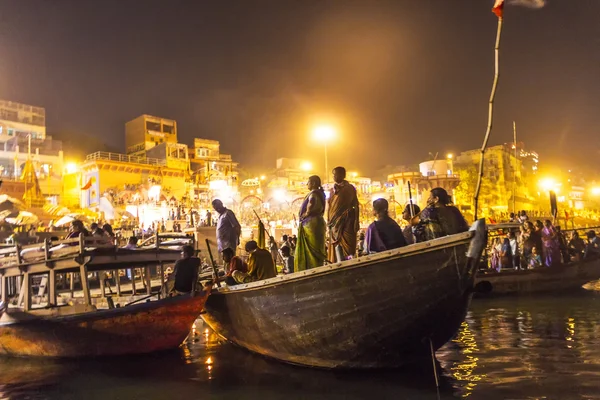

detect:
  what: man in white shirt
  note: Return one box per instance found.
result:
[212,199,241,254]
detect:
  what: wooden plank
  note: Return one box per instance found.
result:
[99,271,106,298]
[69,272,74,296]
[44,238,50,262]
[131,269,136,295]
[0,246,18,256]
[159,263,165,298]
[79,264,91,305]
[79,235,85,254]
[145,266,151,295]
[23,273,31,311]
[1,276,6,303]
[115,270,121,296]
[48,270,57,306]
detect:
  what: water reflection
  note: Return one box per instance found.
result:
[2,294,600,399]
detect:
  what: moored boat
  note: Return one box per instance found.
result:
[0,291,209,357]
[201,220,487,369]
[475,257,600,296]
[0,234,211,358]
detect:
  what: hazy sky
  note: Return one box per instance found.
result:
[0,0,598,176]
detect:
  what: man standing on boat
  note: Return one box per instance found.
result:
[212,199,241,254]
[327,167,360,262]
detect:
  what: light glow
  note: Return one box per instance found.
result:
[273,189,286,203]
[313,125,336,142]
[65,162,78,174]
[300,161,312,172]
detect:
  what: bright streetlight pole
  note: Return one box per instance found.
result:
[313,125,336,184]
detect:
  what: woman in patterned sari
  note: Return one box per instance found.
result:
[412,187,469,243]
[295,175,328,271]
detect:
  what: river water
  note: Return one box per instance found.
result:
[2,293,600,400]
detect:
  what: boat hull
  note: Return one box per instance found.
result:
[202,225,485,369]
[475,257,600,296]
[0,291,209,358]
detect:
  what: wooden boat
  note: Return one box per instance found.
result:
[201,220,487,369]
[0,234,210,358]
[475,257,600,296]
[0,291,209,357]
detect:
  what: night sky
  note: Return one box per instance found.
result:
[0,0,598,177]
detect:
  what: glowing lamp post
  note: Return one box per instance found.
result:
[313,125,336,184]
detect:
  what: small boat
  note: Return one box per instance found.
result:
[201,220,487,369]
[0,291,209,357]
[475,257,600,296]
[0,234,210,358]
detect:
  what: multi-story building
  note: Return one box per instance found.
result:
[125,115,178,157]
[266,158,312,199]
[454,143,537,213]
[188,138,239,204]
[78,151,188,213]
[387,163,460,214]
[0,100,64,201]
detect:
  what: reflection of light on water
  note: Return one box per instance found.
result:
[205,357,214,380]
[182,345,193,364]
[451,321,486,398]
[566,317,576,347]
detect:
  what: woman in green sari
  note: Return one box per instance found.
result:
[295,175,327,271]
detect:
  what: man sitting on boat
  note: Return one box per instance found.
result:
[568,231,586,261]
[401,204,420,245]
[222,247,248,285]
[169,245,200,295]
[364,198,407,254]
[232,240,277,284]
[66,220,90,240]
[584,231,600,259]
[411,188,468,243]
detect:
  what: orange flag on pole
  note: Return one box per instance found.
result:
[492,0,505,18]
[81,178,92,190]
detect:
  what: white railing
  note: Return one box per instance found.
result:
[85,151,167,166]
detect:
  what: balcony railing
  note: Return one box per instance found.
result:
[85,151,167,166]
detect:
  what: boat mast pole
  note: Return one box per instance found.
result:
[474,16,503,220]
[513,121,517,214]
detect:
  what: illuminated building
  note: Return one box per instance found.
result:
[188,138,239,206]
[0,100,65,201]
[455,143,537,212]
[267,158,313,198]
[79,151,188,210]
[125,115,178,157]
[387,160,460,210]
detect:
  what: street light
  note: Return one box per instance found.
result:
[313,125,336,183]
[300,161,312,172]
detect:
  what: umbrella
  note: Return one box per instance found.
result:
[53,215,76,227]
[0,209,18,222]
[6,211,39,226]
[0,195,24,212]
[43,204,71,216]
[53,213,93,227]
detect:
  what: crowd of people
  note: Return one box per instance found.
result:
[488,216,600,271]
